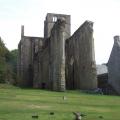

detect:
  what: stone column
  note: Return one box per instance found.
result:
[59,28,66,91]
[49,19,66,91]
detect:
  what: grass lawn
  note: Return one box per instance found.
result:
[0,84,120,120]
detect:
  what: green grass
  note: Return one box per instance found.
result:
[0,84,120,120]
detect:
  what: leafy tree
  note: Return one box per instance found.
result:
[8,49,18,84]
[0,37,18,84]
[0,37,8,83]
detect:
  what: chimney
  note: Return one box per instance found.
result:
[21,25,24,38]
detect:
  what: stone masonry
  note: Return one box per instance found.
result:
[66,21,97,90]
[17,13,97,91]
[108,36,120,94]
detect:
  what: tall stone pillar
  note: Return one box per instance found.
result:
[49,19,66,91]
[59,26,66,91]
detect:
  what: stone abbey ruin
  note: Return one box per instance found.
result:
[17,13,120,94]
[17,13,97,91]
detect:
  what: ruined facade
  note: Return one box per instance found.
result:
[65,21,97,90]
[17,13,97,91]
[108,36,120,94]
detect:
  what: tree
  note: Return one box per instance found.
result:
[7,49,18,84]
[0,37,18,84]
[0,37,9,83]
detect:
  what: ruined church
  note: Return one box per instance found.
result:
[17,13,97,91]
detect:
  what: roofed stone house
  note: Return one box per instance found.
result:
[97,64,108,89]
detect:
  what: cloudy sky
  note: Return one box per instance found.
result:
[0,0,120,64]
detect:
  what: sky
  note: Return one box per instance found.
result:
[0,0,120,64]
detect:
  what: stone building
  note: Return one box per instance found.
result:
[17,13,97,91]
[108,36,120,94]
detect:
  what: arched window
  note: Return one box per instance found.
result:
[53,16,57,22]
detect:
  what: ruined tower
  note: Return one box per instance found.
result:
[43,13,71,91]
[44,13,71,39]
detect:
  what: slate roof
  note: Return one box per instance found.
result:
[96,64,108,75]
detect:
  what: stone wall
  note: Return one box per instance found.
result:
[66,21,97,90]
[17,34,43,87]
[108,36,120,94]
[17,37,33,87]
[33,38,44,88]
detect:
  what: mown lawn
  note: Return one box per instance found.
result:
[0,84,120,120]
